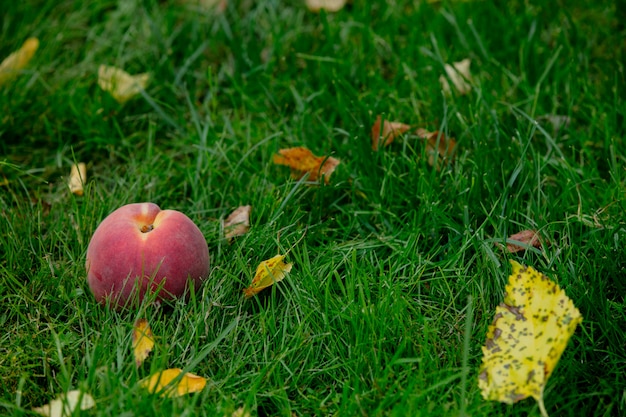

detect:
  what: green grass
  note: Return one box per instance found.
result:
[1,0,625,415]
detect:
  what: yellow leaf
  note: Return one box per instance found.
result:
[68,163,87,196]
[224,205,251,242]
[478,261,582,413]
[243,255,293,298]
[139,368,207,398]
[32,390,95,417]
[98,65,150,104]
[439,58,472,95]
[273,147,340,184]
[0,37,39,86]
[132,318,155,367]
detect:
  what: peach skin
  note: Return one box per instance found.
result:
[86,203,210,308]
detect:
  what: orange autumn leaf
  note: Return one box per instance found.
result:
[371,115,411,150]
[224,205,251,242]
[139,368,207,397]
[273,147,340,184]
[416,128,457,168]
[132,318,155,367]
[243,255,293,298]
[505,230,542,253]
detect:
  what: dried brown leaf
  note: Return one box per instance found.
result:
[224,205,251,242]
[416,128,457,168]
[371,115,411,150]
[505,229,542,253]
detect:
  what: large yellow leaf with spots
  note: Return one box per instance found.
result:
[478,260,582,416]
[243,255,293,298]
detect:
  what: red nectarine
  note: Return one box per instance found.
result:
[86,202,210,308]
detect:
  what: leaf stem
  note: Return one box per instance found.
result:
[537,395,549,417]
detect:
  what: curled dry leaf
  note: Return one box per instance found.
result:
[243,255,293,298]
[439,58,472,95]
[0,37,39,86]
[132,318,155,367]
[306,0,347,12]
[504,229,542,253]
[478,261,582,415]
[33,390,95,417]
[140,368,207,398]
[68,163,87,196]
[416,128,457,168]
[98,65,150,104]
[273,147,340,184]
[224,205,251,242]
[371,115,411,151]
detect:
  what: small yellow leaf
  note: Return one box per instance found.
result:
[98,65,150,104]
[32,390,95,417]
[306,0,347,12]
[132,318,154,367]
[231,407,251,417]
[243,255,293,298]
[0,37,39,86]
[478,260,582,410]
[273,147,340,184]
[224,205,251,242]
[68,163,87,196]
[139,368,207,397]
[439,58,472,95]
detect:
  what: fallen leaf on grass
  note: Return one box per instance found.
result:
[68,163,87,196]
[371,115,411,150]
[132,318,155,367]
[306,0,347,12]
[140,368,207,397]
[243,255,293,298]
[416,128,457,168]
[503,230,542,253]
[33,390,95,417]
[439,58,472,95]
[224,205,251,242]
[273,147,340,184]
[183,0,228,12]
[231,407,252,417]
[478,260,582,416]
[98,65,150,104]
[0,37,39,86]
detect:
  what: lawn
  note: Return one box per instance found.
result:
[1,0,625,416]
